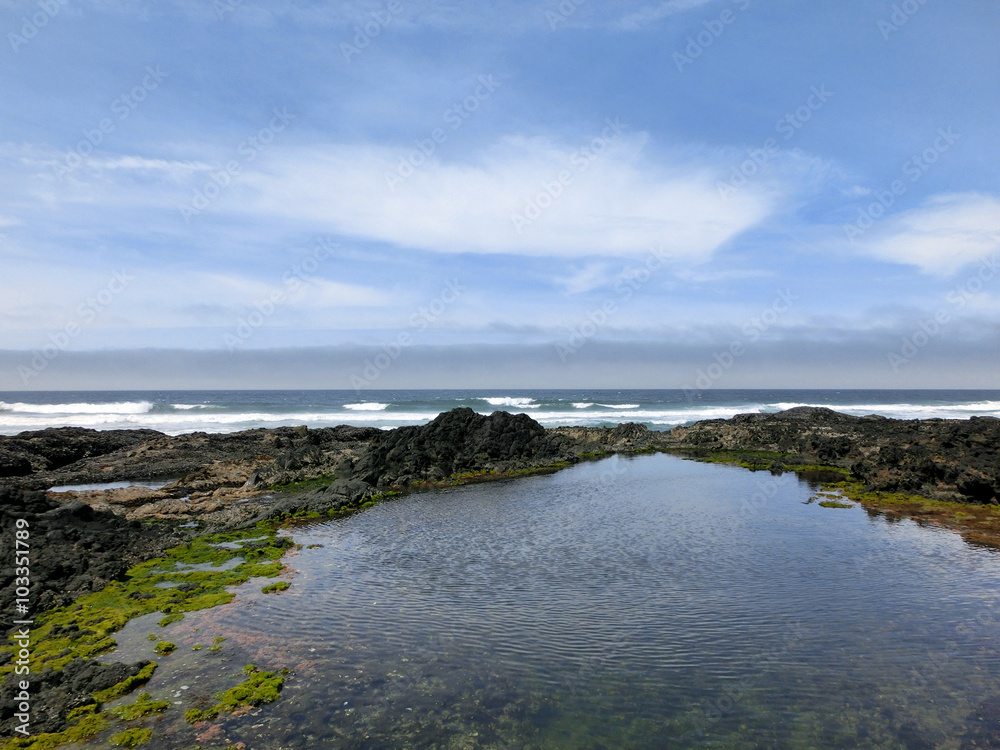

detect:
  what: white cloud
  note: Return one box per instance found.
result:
[234,133,773,261]
[864,193,1000,275]
[615,0,718,31]
[555,263,615,294]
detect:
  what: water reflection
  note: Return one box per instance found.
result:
[107,454,1000,749]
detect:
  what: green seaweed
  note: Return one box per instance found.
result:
[270,473,337,492]
[109,728,153,747]
[110,693,170,721]
[0,528,293,679]
[261,581,290,594]
[818,500,853,509]
[0,713,108,750]
[153,641,176,655]
[93,662,158,703]
[184,666,288,723]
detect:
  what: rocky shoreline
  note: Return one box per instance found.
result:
[1,406,998,746]
[2,406,999,590]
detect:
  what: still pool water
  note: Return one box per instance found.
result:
[97,454,1000,749]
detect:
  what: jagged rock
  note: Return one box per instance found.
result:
[351,408,577,487]
[660,408,1000,504]
[0,658,152,735]
[0,489,179,632]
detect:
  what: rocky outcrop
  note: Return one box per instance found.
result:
[0,658,152,736]
[0,428,160,478]
[0,488,179,628]
[350,408,579,487]
[658,407,1000,504]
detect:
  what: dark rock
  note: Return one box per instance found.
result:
[661,408,1000,504]
[351,408,576,487]
[0,488,178,632]
[0,658,152,735]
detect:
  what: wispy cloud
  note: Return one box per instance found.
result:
[862,193,1000,275]
[615,0,718,31]
[232,134,774,260]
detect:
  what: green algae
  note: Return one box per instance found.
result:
[818,500,853,509]
[184,666,288,723]
[152,641,176,655]
[108,728,152,747]
[0,527,293,680]
[157,613,184,627]
[671,448,1000,547]
[261,581,290,594]
[0,713,108,750]
[93,662,159,703]
[270,473,337,493]
[110,693,170,721]
[0,526,297,749]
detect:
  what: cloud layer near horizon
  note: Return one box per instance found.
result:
[1,0,998,388]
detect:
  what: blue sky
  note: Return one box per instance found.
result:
[1,0,998,389]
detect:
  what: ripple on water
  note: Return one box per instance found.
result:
[111,454,1000,749]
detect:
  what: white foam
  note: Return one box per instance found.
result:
[767,401,1000,420]
[0,409,439,436]
[480,397,540,408]
[1,398,997,437]
[171,403,209,410]
[0,401,153,415]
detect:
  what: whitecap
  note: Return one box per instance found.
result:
[480,397,539,408]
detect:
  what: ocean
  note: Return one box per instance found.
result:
[1,389,999,436]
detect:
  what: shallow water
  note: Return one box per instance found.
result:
[97,454,1000,749]
[47,480,173,492]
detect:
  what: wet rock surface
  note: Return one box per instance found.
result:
[0,658,151,736]
[656,407,1000,504]
[0,488,179,629]
[1,406,998,630]
[0,407,998,743]
[0,428,160,479]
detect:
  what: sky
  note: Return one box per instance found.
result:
[1,0,998,390]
